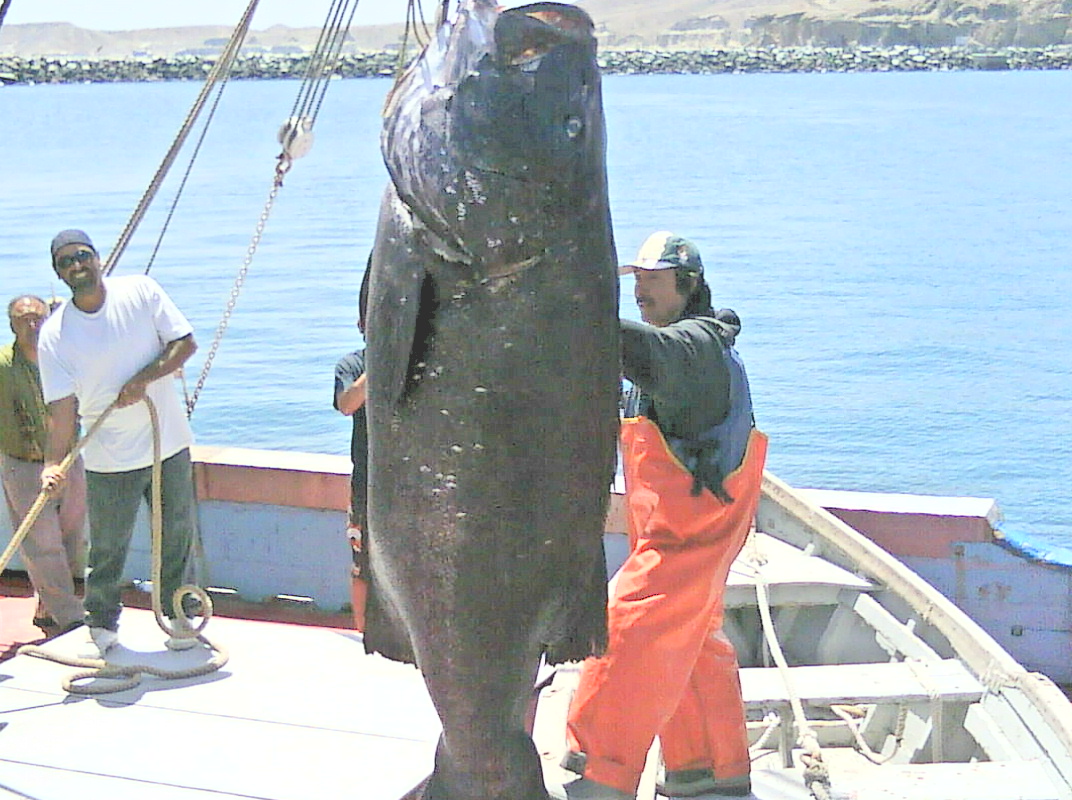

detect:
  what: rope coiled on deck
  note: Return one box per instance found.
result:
[15,397,228,695]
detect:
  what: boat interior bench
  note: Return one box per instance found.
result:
[740,658,984,709]
[725,532,875,608]
[740,658,986,768]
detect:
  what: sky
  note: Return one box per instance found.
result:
[4,0,412,29]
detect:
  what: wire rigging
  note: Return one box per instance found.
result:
[397,0,435,72]
[185,0,361,417]
[103,0,262,277]
[143,78,234,276]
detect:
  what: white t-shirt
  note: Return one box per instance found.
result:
[39,275,194,473]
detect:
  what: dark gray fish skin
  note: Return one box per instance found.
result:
[364,2,619,798]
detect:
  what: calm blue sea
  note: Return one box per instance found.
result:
[1,70,1070,546]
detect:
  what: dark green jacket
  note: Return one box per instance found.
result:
[620,316,730,438]
[0,342,48,461]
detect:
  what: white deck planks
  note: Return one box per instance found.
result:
[0,611,1064,800]
[0,610,440,800]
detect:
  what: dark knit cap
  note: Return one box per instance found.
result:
[50,229,95,262]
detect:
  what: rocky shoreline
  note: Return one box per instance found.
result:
[2,45,1071,85]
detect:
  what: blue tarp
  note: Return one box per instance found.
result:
[995,524,1072,568]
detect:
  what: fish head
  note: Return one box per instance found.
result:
[453,3,601,178]
[381,1,610,275]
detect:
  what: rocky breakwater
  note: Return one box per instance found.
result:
[2,46,1071,84]
[599,44,1072,72]
[0,51,401,84]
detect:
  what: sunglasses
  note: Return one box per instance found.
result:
[56,249,96,270]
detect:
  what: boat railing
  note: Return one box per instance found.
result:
[757,470,1072,781]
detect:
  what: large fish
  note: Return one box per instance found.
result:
[363,1,619,798]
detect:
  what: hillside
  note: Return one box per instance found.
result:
[0,21,408,59]
[577,0,1072,48]
[1,0,1070,58]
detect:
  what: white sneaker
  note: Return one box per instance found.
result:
[87,627,118,657]
[164,620,199,651]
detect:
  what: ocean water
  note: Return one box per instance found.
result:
[1,70,1070,546]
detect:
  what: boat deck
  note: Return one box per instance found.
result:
[2,610,1059,800]
[0,609,441,799]
[0,610,854,800]
[0,573,52,662]
[1,522,1069,800]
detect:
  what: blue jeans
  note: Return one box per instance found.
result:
[84,448,195,631]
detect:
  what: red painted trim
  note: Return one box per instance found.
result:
[825,508,995,559]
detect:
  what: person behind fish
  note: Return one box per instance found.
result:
[558,232,768,800]
[37,229,200,657]
[334,266,370,629]
[0,294,86,634]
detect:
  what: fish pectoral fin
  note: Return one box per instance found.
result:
[368,188,435,410]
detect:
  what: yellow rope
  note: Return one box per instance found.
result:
[13,397,228,695]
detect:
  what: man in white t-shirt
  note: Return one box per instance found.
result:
[38,229,200,657]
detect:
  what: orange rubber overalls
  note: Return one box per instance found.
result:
[565,417,768,794]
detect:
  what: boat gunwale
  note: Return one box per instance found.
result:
[757,470,1072,775]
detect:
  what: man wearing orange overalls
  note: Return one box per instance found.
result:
[558,232,768,800]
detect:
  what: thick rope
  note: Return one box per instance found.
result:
[830,702,908,765]
[14,397,227,695]
[749,712,783,759]
[745,531,833,800]
[0,405,117,574]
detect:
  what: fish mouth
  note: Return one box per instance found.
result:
[495,3,595,68]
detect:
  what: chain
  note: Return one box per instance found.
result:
[185,162,288,417]
[184,1,355,416]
